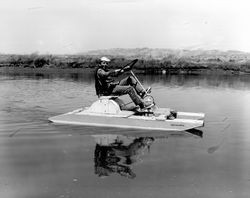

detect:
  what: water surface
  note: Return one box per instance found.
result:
[0,70,250,198]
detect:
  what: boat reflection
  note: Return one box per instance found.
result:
[186,128,203,138]
[93,134,154,179]
[92,129,203,179]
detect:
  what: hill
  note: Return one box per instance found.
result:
[83,48,250,62]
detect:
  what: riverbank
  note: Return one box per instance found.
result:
[1,48,250,74]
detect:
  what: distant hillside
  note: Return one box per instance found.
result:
[83,48,250,62]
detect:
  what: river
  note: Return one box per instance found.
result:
[0,69,250,198]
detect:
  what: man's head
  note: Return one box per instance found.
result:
[100,57,110,68]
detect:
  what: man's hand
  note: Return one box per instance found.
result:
[115,69,124,72]
[123,65,131,72]
[115,69,124,75]
[114,66,131,75]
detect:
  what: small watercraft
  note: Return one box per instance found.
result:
[49,60,205,131]
[49,95,204,131]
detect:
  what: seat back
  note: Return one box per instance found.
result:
[87,98,121,114]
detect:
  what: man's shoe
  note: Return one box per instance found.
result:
[141,103,155,110]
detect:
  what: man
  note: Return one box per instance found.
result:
[95,57,151,109]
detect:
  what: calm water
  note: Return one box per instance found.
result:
[0,70,250,198]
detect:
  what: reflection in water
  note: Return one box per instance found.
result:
[92,130,203,179]
[207,124,231,154]
[142,74,250,90]
[2,68,250,90]
[93,135,154,179]
[1,68,95,83]
[186,129,203,138]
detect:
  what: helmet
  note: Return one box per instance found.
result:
[100,57,110,62]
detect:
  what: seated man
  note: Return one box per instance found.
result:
[95,57,151,109]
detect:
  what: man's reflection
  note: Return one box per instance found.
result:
[93,130,202,179]
[93,135,154,179]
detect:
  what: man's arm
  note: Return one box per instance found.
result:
[97,68,123,77]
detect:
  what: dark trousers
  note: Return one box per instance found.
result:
[111,76,144,106]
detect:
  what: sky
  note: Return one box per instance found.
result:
[0,0,250,54]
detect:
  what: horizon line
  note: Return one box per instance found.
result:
[1,47,250,55]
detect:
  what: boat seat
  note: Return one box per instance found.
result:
[99,96,119,100]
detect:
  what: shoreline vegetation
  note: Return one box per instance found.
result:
[1,48,250,74]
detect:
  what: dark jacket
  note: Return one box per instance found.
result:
[95,66,119,96]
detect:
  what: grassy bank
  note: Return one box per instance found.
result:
[1,49,250,74]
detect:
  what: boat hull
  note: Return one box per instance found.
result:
[49,109,204,131]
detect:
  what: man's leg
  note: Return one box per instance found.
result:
[112,85,144,108]
[118,76,145,96]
